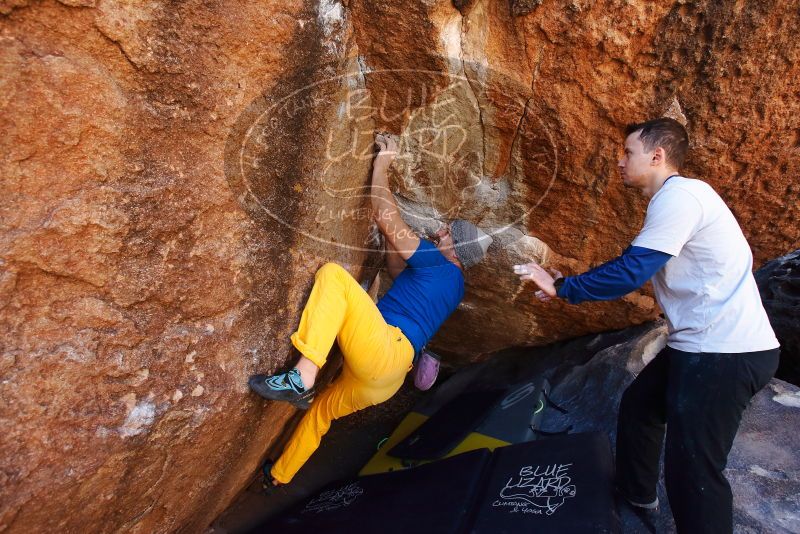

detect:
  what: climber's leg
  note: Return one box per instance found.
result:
[271,339,412,483]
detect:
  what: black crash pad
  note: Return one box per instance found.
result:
[256,432,618,534]
[470,431,619,534]
[387,388,507,461]
[256,448,492,534]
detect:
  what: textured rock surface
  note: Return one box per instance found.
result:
[1,1,376,532]
[1,0,798,532]
[756,249,800,386]
[349,0,800,356]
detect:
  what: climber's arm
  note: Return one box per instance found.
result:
[371,134,420,260]
[385,238,407,280]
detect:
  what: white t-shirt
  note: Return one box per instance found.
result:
[631,176,778,353]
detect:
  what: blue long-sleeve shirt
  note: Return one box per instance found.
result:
[557,246,672,304]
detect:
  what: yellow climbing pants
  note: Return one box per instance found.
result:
[271,263,414,483]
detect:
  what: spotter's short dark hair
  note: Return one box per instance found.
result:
[625,117,689,169]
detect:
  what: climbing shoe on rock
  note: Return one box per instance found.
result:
[261,460,281,495]
[249,368,315,410]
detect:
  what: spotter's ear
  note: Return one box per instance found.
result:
[651,146,667,166]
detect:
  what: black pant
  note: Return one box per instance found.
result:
[616,346,779,534]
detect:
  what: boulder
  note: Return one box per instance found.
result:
[346,0,800,356]
[1,0,798,532]
[1,1,377,532]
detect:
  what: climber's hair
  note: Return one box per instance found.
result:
[624,117,689,170]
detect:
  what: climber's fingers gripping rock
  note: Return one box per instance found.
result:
[374,132,398,164]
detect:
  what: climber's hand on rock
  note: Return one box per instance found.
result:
[374,133,398,168]
[513,261,559,300]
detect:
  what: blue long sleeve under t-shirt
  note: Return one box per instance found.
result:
[557,245,672,304]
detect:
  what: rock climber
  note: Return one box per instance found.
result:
[514,117,779,534]
[248,132,493,488]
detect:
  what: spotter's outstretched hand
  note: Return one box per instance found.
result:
[513,261,563,302]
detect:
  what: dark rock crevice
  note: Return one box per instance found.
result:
[756,248,800,387]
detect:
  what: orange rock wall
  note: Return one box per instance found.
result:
[1,0,797,532]
[1,1,376,532]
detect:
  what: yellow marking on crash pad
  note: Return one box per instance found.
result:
[360,412,429,476]
[446,432,509,457]
[359,411,510,476]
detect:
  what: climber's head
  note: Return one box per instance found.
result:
[618,118,688,195]
[432,220,492,269]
